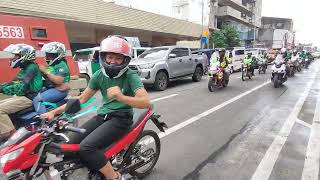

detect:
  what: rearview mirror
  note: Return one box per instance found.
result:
[169,54,177,58]
[65,99,81,114]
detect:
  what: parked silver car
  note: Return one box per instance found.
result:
[129,46,207,91]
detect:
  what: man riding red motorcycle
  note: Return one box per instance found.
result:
[41,35,151,180]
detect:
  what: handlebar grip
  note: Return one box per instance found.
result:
[65,126,86,134]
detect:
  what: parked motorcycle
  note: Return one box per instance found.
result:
[271,58,287,88]
[0,99,167,180]
[208,62,228,92]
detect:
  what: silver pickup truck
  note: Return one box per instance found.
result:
[129,46,207,91]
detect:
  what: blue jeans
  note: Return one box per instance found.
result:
[33,88,68,114]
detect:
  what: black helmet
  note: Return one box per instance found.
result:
[218,48,226,53]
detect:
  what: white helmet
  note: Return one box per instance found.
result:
[41,42,66,65]
[4,44,36,68]
[99,36,132,79]
[281,48,287,54]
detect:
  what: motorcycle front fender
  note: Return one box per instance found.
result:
[150,114,168,132]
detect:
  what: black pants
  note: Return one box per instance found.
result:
[68,111,133,170]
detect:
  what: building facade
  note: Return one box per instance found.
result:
[212,0,262,46]
[258,17,294,49]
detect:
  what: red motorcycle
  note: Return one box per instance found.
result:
[0,99,167,180]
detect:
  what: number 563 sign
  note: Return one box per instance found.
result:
[0,26,24,39]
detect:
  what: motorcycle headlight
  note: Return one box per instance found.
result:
[139,63,155,69]
[1,148,23,165]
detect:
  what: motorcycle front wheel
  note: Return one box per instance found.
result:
[274,74,280,88]
[241,68,246,81]
[129,130,161,178]
[208,77,216,92]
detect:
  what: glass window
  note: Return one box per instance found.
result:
[180,48,189,56]
[32,28,47,38]
[171,49,182,57]
[235,50,244,55]
[139,48,169,59]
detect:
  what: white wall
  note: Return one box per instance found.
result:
[273,29,288,49]
[172,0,210,25]
[110,0,210,26]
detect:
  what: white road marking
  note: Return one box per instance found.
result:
[157,80,270,139]
[151,94,178,103]
[250,73,316,180]
[301,90,320,180]
[295,118,312,129]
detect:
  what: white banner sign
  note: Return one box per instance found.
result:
[0,26,25,39]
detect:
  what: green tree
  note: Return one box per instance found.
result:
[209,25,240,48]
[222,25,241,47]
[210,30,227,48]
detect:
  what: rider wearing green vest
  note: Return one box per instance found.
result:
[210,48,230,81]
[243,52,255,76]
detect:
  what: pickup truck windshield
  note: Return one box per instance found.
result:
[139,48,169,59]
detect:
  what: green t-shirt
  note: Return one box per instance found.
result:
[45,60,70,87]
[89,69,144,115]
[18,63,43,94]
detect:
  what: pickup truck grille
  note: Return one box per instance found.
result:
[129,65,138,71]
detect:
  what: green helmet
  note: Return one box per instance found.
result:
[3,44,36,68]
[41,42,66,65]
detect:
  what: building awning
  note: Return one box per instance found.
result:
[0,0,203,38]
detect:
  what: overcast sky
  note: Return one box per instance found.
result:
[117,0,319,46]
[262,0,320,46]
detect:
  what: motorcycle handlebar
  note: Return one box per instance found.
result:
[65,126,86,134]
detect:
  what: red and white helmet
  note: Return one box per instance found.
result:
[99,36,132,78]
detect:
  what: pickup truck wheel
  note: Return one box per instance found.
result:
[153,71,168,91]
[192,66,203,82]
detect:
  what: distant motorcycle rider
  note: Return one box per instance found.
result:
[243,52,254,76]
[210,49,230,81]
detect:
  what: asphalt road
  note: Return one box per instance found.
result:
[1,60,320,180]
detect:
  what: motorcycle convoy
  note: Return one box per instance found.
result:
[208,48,314,91]
[0,43,315,180]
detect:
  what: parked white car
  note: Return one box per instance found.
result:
[226,47,245,73]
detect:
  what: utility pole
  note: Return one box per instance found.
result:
[247,0,256,47]
[201,0,204,48]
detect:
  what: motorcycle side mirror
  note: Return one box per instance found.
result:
[65,99,81,114]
